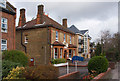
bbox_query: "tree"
[95,42,102,56]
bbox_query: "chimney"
[37,5,44,24]
[18,8,26,27]
[62,18,67,28]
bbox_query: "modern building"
[0,0,16,51]
[16,5,77,65]
[68,25,91,58]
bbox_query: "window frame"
[1,39,7,51]
[56,31,58,41]
[1,17,8,33]
[54,48,58,59]
[64,34,66,42]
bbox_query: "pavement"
[59,58,89,76]
[102,62,120,81]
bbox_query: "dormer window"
[1,18,7,33]
[25,35,28,44]
[56,31,58,41]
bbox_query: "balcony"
[78,48,84,53]
[78,39,84,44]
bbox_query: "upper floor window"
[70,36,71,44]
[1,18,7,33]
[25,35,28,44]
[1,39,7,51]
[64,34,66,42]
[79,36,81,39]
[0,0,6,8]
[56,31,58,41]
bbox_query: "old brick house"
[0,1,16,51]
[16,5,77,65]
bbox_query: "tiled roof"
[52,41,65,46]
[68,25,88,34]
[16,15,75,34]
[68,44,77,48]
[68,25,80,33]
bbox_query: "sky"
[7,0,118,42]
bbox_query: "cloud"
[8,1,118,42]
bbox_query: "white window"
[1,18,7,33]
[64,34,66,42]
[56,31,58,41]
[24,35,28,44]
[70,36,72,44]
[60,48,63,58]
[0,0,6,8]
[79,36,81,39]
[54,48,58,59]
[1,39,7,51]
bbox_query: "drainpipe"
[21,30,27,53]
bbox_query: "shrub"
[2,50,29,66]
[2,60,22,78]
[88,56,109,74]
[51,58,66,64]
[22,65,59,80]
[3,66,25,79]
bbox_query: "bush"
[2,60,22,78]
[3,66,25,79]
[22,65,59,80]
[51,58,66,64]
[2,50,29,66]
[88,56,109,74]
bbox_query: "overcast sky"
[7,0,118,42]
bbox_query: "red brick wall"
[0,11,16,50]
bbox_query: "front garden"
[2,50,59,80]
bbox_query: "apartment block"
[68,25,91,58]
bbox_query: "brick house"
[68,25,91,58]
[16,5,77,65]
[0,1,16,51]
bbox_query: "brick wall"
[51,27,75,45]
[0,11,16,50]
[16,27,51,65]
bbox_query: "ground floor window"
[1,39,7,51]
[60,48,63,58]
[54,48,58,59]
[69,49,72,58]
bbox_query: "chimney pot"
[62,18,67,28]
[18,8,26,27]
[37,5,44,24]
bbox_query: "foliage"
[51,58,66,64]
[22,65,59,80]
[3,67,25,79]
[95,42,102,56]
[100,52,106,57]
[2,60,22,78]
[106,48,120,62]
[2,50,29,66]
[88,56,109,74]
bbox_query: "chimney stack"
[37,5,44,24]
[18,8,26,27]
[62,19,67,28]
